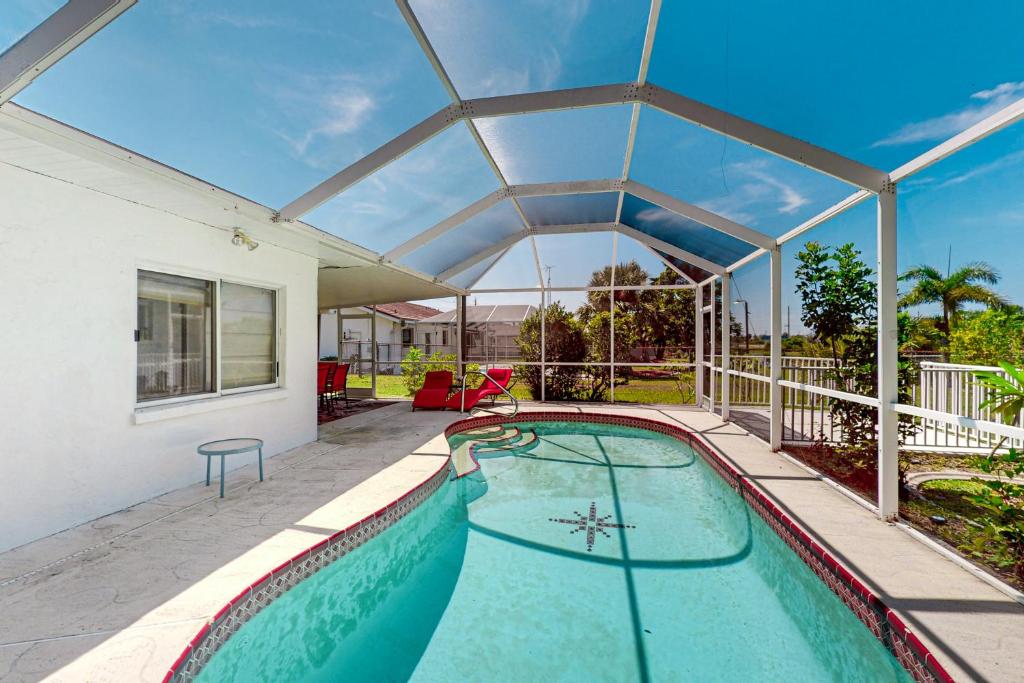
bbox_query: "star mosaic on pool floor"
[548,501,635,552]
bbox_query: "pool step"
[452,426,525,477]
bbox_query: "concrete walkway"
[0,402,1021,682]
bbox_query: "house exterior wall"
[318,310,405,363]
[0,163,319,552]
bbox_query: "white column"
[721,274,731,420]
[877,185,899,520]
[770,248,783,451]
[456,295,465,378]
[370,306,378,399]
[540,290,546,403]
[610,233,618,403]
[695,284,704,405]
[709,279,716,414]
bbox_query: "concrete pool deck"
[0,402,1020,682]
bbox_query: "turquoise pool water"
[197,421,911,682]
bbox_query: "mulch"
[318,400,398,425]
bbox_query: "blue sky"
[5,1,1024,329]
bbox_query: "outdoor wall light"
[232,228,259,251]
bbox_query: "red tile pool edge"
[444,412,956,683]
[161,456,451,683]
[164,411,955,683]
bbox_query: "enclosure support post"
[610,233,618,403]
[721,274,731,420]
[770,247,783,451]
[540,288,546,403]
[456,295,466,378]
[335,310,342,364]
[877,185,899,521]
[709,279,716,414]
[695,284,704,406]
[370,305,378,399]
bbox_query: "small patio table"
[198,438,264,498]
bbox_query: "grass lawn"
[344,372,695,404]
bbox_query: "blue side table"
[198,438,264,498]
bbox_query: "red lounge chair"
[447,368,513,412]
[412,370,453,411]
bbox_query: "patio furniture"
[447,368,514,412]
[198,438,264,498]
[331,362,350,406]
[317,362,337,411]
[412,370,453,411]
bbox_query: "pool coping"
[164,411,954,683]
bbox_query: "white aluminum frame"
[0,0,135,105]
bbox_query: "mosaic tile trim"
[162,459,451,683]
[446,412,956,683]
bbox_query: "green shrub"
[400,347,477,396]
[950,309,1024,366]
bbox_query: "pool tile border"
[165,411,954,683]
[162,458,450,683]
[445,412,955,683]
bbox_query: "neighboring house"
[416,305,537,362]
[319,302,443,370]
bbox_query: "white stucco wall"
[0,163,319,552]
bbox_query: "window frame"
[135,264,283,408]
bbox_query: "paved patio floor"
[0,402,1020,682]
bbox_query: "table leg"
[206,456,211,486]
[220,455,225,498]
[258,448,264,482]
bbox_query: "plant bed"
[785,443,879,502]
[901,479,1024,591]
[786,444,1024,589]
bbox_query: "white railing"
[712,355,1022,451]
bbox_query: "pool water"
[197,421,911,682]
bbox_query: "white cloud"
[873,81,1024,147]
[286,91,377,157]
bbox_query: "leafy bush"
[516,303,586,400]
[950,309,1024,366]
[400,347,476,396]
[970,449,1024,580]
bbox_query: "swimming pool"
[179,415,945,682]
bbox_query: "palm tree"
[899,262,1007,335]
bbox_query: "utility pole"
[786,306,791,338]
[733,299,750,353]
[544,265,553,306]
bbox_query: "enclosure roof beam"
[640,243,697,283]
[624,180,776,249]
[614,223,725,275]
[507,178,621,197]
[0,0,135,106]
[437,231,529,280]
[530,222,618,236]
[890,96,1024,183]
[641,84,888,192]
[279,75,887,221]
[384,189,504,262]
[616,0,662,225]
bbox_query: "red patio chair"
[331,362,350,406]
[317,363,335,411]
[446,368,513,412]
[412,370,453,411]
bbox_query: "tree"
[582,260,650,317]
[643,267,695,360]
[794,241,916,450]
[950,309,1024,366]
[899,261,1007,336]
[515,302,586,400]
[794,241,875,365]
